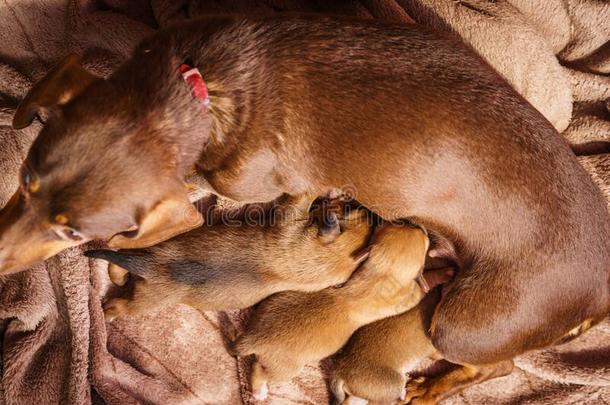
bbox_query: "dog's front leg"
[403,360,514,404]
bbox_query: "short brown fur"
[4,15,610,400]
[87,194,372,319]
[232,225,429,400]
[331,272,446,405]
[330,268,514,405]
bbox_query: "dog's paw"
[252,381,269,401]
[103,297,130,322]
[108,263,129,286]
[343,395,368,405]
[409,397,438,405]
[403,377,437,404]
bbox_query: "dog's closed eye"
[53,226,84,242]
[52,215,84,241]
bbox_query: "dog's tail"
[85,249,153,278]
[570,141,610,156]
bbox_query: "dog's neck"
[165,62,255,176]
[195,78,253,171]
[175,32,272,174]
[108,35,264,179]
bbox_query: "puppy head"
[370,224,429,283]
[0,55,203,274]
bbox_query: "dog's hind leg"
[403,360,514,405]
[103,278,169,321]
[250,359,302,401]
[250,361,270,401]
[344,366,407,405]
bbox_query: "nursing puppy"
[331,269,461,405]
[5,15,610,401]
[87,194,373,320]
[231,224,429,401]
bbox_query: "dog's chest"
[204,148,305,202]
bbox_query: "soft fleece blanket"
[0,1,609,404]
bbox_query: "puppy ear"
[13,54,98,129]
[108,193,203,249]
[318,211,342,245]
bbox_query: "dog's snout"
[0,190,69,274]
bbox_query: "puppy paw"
[252,381,269,401]
[343,395,368,405]
[108,263,129,286]
[103,298,130,322]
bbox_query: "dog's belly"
[323,153,610,362]
[205,143,609,364]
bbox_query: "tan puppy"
[331,269,455,405]
[86,194,372,320]
[232,224,429,401]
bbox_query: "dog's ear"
[107,193,203,249]
[13,54,98,129]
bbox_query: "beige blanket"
[0,0,608,403]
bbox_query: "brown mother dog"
[3,16,609,401]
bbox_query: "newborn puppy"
[86,194,372,320]
[231,224,429,401]
[331,268,455,405]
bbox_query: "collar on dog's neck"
[179,63,210,108]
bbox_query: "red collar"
[179,63,210,107]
